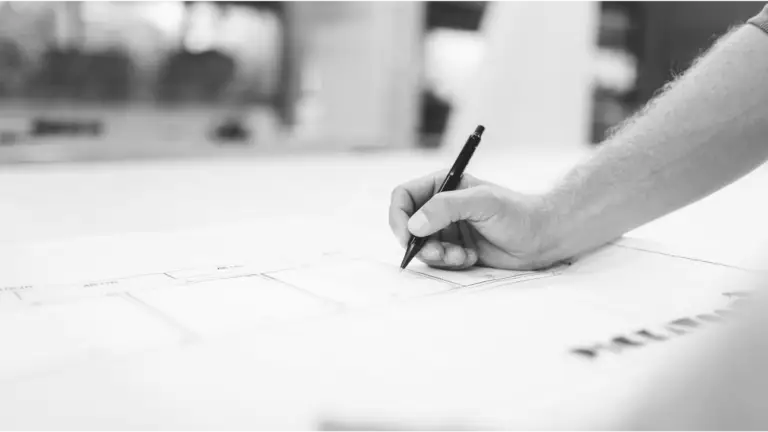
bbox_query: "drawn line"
[461,270,550,288]
[13,291,21,300]
[461,271,556,289]
[405,269,462,287]
[451,273,555,294]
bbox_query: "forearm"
[541,24,768,262]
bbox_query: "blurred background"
[0,1,763,164]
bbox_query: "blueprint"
[0,225,559,384]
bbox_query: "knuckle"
[430,170,450,189]
[429,193,451,214]
[431,169,449,178]
[473,184,495,197]
[473,185,503,216]
[471,185,498,204]
[461,172,479,186]
[432,193,463,224]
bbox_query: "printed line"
[258,274,346,310]
[186,273,263,284]
[612,242,753,271]
[120,292,202,344]
[361,256,462,288]
[261,261,318,277]
[89,271,173,283]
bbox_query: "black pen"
[400,125,485,270]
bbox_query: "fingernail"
[467,249,478,264]
[408,211,429,235]
[445,248,462,266]
[421,245,439,260]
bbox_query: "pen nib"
[399,254,409,270]
[400,249,416,271]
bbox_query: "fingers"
[389,187,415,247]
[407,186,499,238]
[416,240,479,270]
[418,239,444,261]
[388,171,481,248]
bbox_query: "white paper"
[0,295,183,383]
[0,220,562,390]
[129,276,335,338]
[0,220,761,429]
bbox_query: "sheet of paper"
[129,276,336,338]
[0,218,562,389]
[0,217,761,429]
[0,295,183,383]
[0,239,755,430]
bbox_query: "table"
[1,148,767,429]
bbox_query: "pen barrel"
[439,134,480,191]
[402,127,482,270]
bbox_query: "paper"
[0,222,559,384]
[0,220,761,429]
[0,296,183,383]
[129,276,335,338]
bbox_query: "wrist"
[532,189,581,267]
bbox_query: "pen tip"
[474,125,485,137]
[400,254,412,270]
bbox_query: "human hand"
[388,170,564,271]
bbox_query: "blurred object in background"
[636,2,760,103]
[442,1,599,159]
[591,1,641,144]
[1,1,763,163]
[0,37,25,99]
[423,0,768,149]
[288,2,422,151]
[421,0,600,147]
[420,1,486,148]
[0,1,423,163]
[592,1,761,144]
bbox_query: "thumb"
[407,186,498,237]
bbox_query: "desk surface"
[1,149,767,429]
[2,146,767,258]
[0,148,590,243]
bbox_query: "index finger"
[388,170,480,247]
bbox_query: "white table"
[1,148,767,429]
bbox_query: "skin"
[389,24,768,272]
[389,172,552,270]
[388,22,768,429]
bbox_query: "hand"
[388,170,562,271]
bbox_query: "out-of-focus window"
[0,1,283,105]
